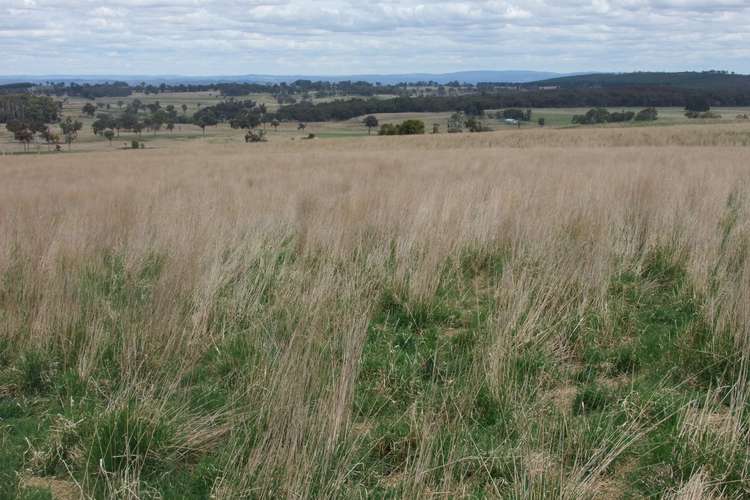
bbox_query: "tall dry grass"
[2,126,750,498]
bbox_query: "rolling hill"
[530,71,750,90]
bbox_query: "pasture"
[2,124,750,498]
[2,91,750,154]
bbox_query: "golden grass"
[2,124,750,498]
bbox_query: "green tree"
[572,108,611,125]
[195,111,218,136]
[258,103,268,129]
[685,96,710,113]
[6,121,34,151]
[103,129,115,145]
[230,110,261,131]
[92,114,114,135]
[41,128,59,150]
[15,127,34,151]
[129,99,143,113]
[81,102,97,117]
[117,112,138,134]
[363,115,379,135]
[132,121,143,137]
[447,112,465,133]
[60,117,82,150]
[149,110,168,135]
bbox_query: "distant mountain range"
[0,71,574,86]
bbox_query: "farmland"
[2,123,750,498]
[2,90,750,154]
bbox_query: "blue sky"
[2,0,749,76]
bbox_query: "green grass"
[2,231,750,497]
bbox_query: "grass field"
[2,124,750,498]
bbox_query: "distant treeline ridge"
[274,87,750,122]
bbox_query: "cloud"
[1,0,748,75]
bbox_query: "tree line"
[0,83,35,95]
[88,99,184,139]
[28,80,429,100]
[273,87,750,122]
[0,95,59,124]
[572,107,658,125]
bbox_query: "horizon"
[2,69,748,86]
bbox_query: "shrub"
[378,123,399,136]
[397,119,425,135]
[464,118,492,132]
[572,108,611,125]
[244,129,267,142]
[635,107,659,121]
[501,109,529,121]
[685,111,722,119]
[378,120,425,136]
[610,111,635,122]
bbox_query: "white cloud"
[0,0,748,75]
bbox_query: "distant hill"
[529,71,750,90]
[0,71,571,86]
[306,71,569,85]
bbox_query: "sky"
[1,0,750,76]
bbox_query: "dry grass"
[1,124,750,498]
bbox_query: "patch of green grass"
[351,248,552,494]
[572,384,610,416]
[567,243,750,496]
[18,488,53,500]
[0,401,52,499]
[85,401,174,476]
[17,351,56,394]
[4,235,750,496]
